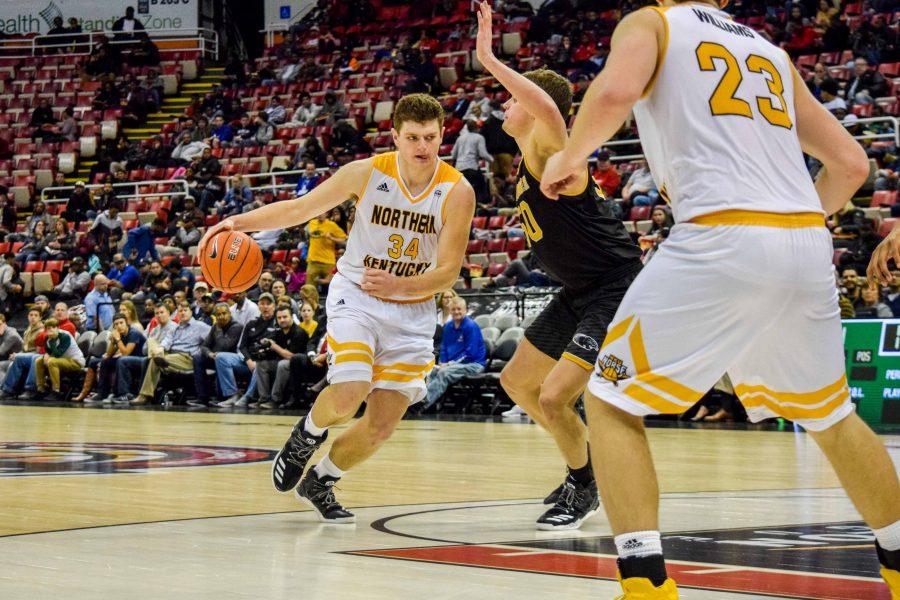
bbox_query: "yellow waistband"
[688,210,825,228]
[372,294,435,305]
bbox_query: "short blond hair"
[523,69,573,118]
[393,93,445,131]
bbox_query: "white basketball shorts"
[587,210,854,432]
[324,272,436,404]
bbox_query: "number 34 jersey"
[634,4,822,223]
[337,151,462,302]
[514,159,642,294]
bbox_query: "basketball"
[199,230,264,294]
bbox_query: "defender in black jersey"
[476,3,642,532]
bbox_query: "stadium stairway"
[123,65,226,143]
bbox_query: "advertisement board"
[0,0,197,35]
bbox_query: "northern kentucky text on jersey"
[692,8,755,38]
[370,204,437,235]
[362,255,431,276]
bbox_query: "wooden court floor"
[1,403,898,599]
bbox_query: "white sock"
[302,413,327,437]
[874,520,900,552]
[615,531,663,559]
[313,454,345,479]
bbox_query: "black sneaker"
[271,421,327,493]
[544,481,564,505]
[295,469,355,523]
[536,475,600,531]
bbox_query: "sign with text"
[0,0,197,35]
[843,319,900,426]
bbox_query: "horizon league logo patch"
[0,442,276,477]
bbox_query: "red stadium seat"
[505,236,526,257]
[486,238,506,253]
[878,218,898,239]
[471,216,487,229]
[871,190,898,207]
[486,262,506,277]
[466,239,485,254]
[487,216,506,229]
[630,206,651,221]
[24,261,44,273]
[269,249,287,264]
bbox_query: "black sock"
[877,541,900,571]
[617,555,668,587]
[568,457,593,486]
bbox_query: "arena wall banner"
[0,0,198,35]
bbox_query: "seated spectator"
[49,257,90,302]
[487,253,552,288]
[17,220,50,264]
[95,181,121,213]
[592,151,621,199]
[885,272,900,316]
[106,254,141,298]
[63,182,96,224]
[208,115,234,146]
[285,333,328,408]
[142,70,164,109]
[229,291,260,327]
[247,112,274,146]
[215,294,276,407]
[129,36,160,67]
[846,56,888,104]
[295,162,321,197]
[248,271,275,302]
[170,218,202,252]
[43,218,76,261]
[0,307,42,385]
[819,79,846,114]
[231,115,257,146]
[165,257,195,294]
[138,260,173,301]
[190,302,243,407]
[286,256,306,293]
[841,268,863,305]
[855,283,892,318]
[314,91,348,125]
[172,132,209,165]
[9,201,52,243]
[806,62,835,100]
[437,289,459,325]
[264,96,286,125]
[131,301,210,405]
[84,274,115,331]
[119,300,144,333]
[0,314,23,378]
[286,94,321,127]
[122,218,166,265]
[463,86,491,121]
[330,120,372,158]
[0,254,24,314]
[622,160,658,207]
[29,99,55,130]
[114,303,176,402]
[254,305,307,409]
[638,206,674,258]
[93,80,122,109]
[194,293,215,325]
[83,312,146,403]
[33,318,85,401]
[214,175,254,216]
[420,298,487,411]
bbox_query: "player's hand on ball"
[361,268,400,297]
[540,151,581,200]
[199,218,234,258]
[867,226,900,285]
[475,2,496,66]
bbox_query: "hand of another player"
[540,151,581,200]
[360,268,402,298]
[867,226,900,285]
[475,2,497,68]
[198,218,234,259]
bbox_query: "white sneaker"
[103,394,115,404]
[216,394,241,407]
[234,396,250,407]
[501,405,527,418]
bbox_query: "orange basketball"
[199,230,264,294]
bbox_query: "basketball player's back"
[635,3,819,223]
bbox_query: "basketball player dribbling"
[475,3,643,531]
[540,1,900,598]
[200,94,475,522]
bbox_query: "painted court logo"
[0,442,276,477]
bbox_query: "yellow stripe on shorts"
[689,210,825,228]
[373,371,428,383]
[373,360,435,374]
[334,352,374,365]
[327,335,373,355]
[735,375,850,421]
[623,382,693,414]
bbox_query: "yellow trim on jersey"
[640,6,670,99]
[372,151,462,205]
[689,210,825,228]
[561,352,594,372]
[371,294,435,304]
[334,352,375,365]
[326,335,373,355]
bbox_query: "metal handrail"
[0,28,218,61]
[40,179,190,203]
[224,168,327,193]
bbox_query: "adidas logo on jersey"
[376,182,390,193]
[336,299,345,306]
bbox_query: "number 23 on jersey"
[696,41,793,129]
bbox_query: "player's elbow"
[844,145,871,189]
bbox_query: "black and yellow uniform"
[515,159,642,371]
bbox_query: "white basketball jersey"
[633,3,823,223]
[337,151,462,302]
